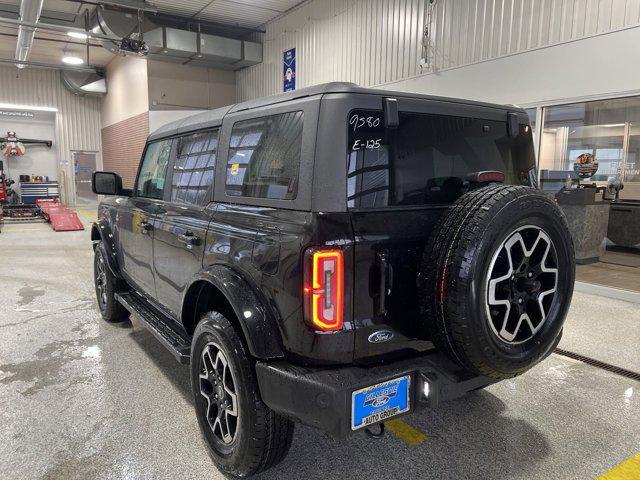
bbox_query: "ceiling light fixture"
[62,56,84,65]
[67,31,89,40]
[0,103,57,112]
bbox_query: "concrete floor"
[0,217,639,480]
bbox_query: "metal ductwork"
[61,69,107,96]
[90,7,140,54]
[89,7,262,69]
[14,0,44,68]
[145,26,262,70]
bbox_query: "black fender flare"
[186,265,284,360]
[90,220,122,278]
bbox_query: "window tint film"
[346,110,536,208]
[171,130,218,205]
[226,111,303,200]
[136,139,172,199]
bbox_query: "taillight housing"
[303,248,344,332]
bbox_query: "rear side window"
[346,110,536,208]
[136,139,172,199]
[225,111,303,200]
[170,129,218,205]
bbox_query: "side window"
[225,111,303,200]
[171,129,218,205]
[136,139,172,199]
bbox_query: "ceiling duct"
[90,6,140,54]
[190,32,243,67]
[145,26,262,70]
[89,7,262,69]
[61,69,107,96]
[14,0,44,68]
[145,27,197,61]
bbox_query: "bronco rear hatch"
[345,104,536,362]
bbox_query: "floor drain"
[555,348,640,381]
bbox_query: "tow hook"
[364,422,385,438]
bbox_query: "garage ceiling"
[0,0,305,68]
[151,0,305,29]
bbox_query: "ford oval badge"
[368,330,394,344]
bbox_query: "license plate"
[351,375,411,430]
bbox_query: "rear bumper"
[255,352,495,438]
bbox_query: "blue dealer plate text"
[351,375,411,430]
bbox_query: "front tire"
[191,312,294,477]
[94,243,128,322]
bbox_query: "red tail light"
[303,248,344,332]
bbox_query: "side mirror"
[92,171,124,196]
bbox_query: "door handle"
[137,221,152,234]
[377,252,393,314]
[177,232,201,247]
[256,221,279,231]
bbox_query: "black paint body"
[92,82,534,367]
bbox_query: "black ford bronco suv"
[91,82,574,477]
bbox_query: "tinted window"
[136,139,172,199]
[226,111,303,200]
[171,130,218,205]
[347,110,536,208]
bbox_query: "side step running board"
[115,292,191,365]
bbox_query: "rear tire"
[418,185,575,379]
[191,312,294,478]
[94,243,128,322]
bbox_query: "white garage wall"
[382,26,640,107]
[237,0,427,100]
[236,0,640,101]
[427,0,640,71]
[0,112,57,185]
[0,65,103,205]
[148,60,236,111]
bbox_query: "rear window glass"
[170,129,218,206]
[346,110,536,208]
[225,111,303,200]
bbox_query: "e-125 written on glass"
[348,111,385,152]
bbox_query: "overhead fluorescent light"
[62,56,84,65]
[67,31,89,40]
[0,103,57,112]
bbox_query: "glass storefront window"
[524,108,537,133]
[538,96,640,198]
[626,123,640,198]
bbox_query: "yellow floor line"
[385,419,429,446]
[76,208,97,221]
[597,453,640,480]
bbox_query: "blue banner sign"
[283,48,296,92]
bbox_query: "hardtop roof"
[148,82,521,141]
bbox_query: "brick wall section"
[101,111,149,188]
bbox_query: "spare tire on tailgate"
[418,184,575,379]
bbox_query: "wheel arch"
[181,266,284,360]
[91,220,122,278]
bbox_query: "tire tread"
[193,313,294,477]
[418,185,574,379]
